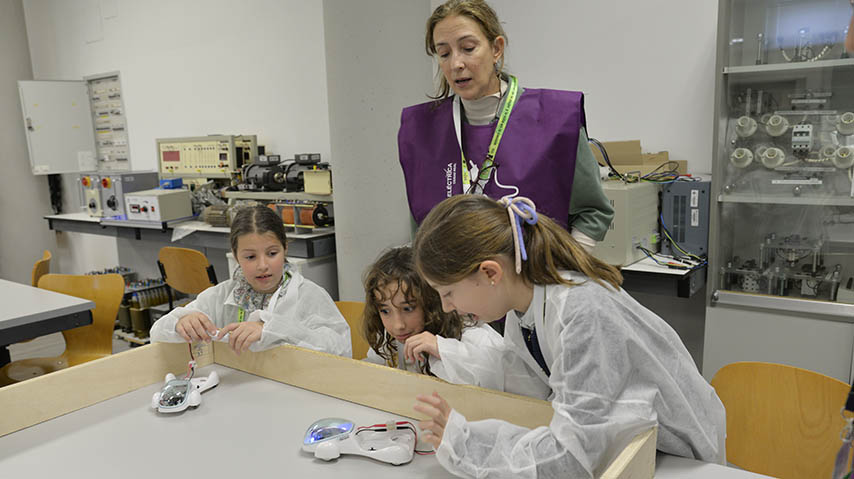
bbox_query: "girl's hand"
[175,312,216,343]
[413,391,451,449]
[217,321,263,355]
[404,331,439,364]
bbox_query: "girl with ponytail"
[412,194,725,478]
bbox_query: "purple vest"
[398,88,586,229]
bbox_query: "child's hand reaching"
[413,391,451,449]
[404,331,439,364]
[216,320,263,355]
[176,312,217,343]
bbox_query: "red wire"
[354,420,437,455]
[184,343,195,379]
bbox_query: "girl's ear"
[479,260,503,286]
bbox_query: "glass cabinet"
[704,0,854,382]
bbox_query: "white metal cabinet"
[18,80,96,175]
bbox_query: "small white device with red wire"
[302,418,432,465]
[151,344,219,413]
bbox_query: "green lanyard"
[237,271,290,323]
[455,75,520,193]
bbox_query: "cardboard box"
[591,140,643,166]
[590,140,687,177]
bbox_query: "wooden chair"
[711,361,850,479]
[157,247,217,308]
[31,250,51,287]
[334,301,369,360]
[0,273,124,386]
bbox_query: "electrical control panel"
[660,181,711,258]
[87,72,130,172]
[98,172,159,218]
[157,135,257,179]
[79,174,102,217]
[125,189,193,223]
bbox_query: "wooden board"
[0,342,211,436]
[214,342,554,428]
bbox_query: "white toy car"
[302,417,416,465]
[151,371,219,413]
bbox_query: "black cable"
[588,137,626,181]
[47,174,63,214]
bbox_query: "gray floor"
[8,331,134,362]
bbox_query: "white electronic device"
[98,172,159,217]
[151,371,219,413]
[592,181,660,266]
[302,418,416,466]
[157,135,257,179]
[125,188,193,222]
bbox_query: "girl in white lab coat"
[362,246,548,397]
[150,205,350,357]
[412,194,726,479]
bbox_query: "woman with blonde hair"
[398,0,613,253]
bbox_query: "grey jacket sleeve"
[569,128,614,241]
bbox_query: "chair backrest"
[711,361,850,479]
[37,273,124,363]
[335,301,369,360]
[31,250,51,287]
[157,246,217,295]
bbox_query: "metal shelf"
[712,290,854,321]
[723,58,854,75]
[718,194,854,207]
[45,213,335,258]
[222,190,333,202]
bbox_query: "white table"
[0,279,94,365]
[0,364,451,478]
[656,453,772,478]
[0,360,768,478]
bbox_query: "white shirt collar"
[459,78,508,126]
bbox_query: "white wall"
[24,0,331,167]
[16,0,720,296]
[443,0,720,174]
[22,0,331,274]
[0,0,58,283]
[323,0,433,301]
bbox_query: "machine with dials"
[157,135,258,180]
[78,172,159,218]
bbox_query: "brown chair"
[711,361,850,479]
[157,247,217,308]
[334,301,369,360]
[31,250,51,287]
[0,273,124,386]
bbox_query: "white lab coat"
[150,269,351,357]
[364,323,551,398]
[436,271,726,478]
